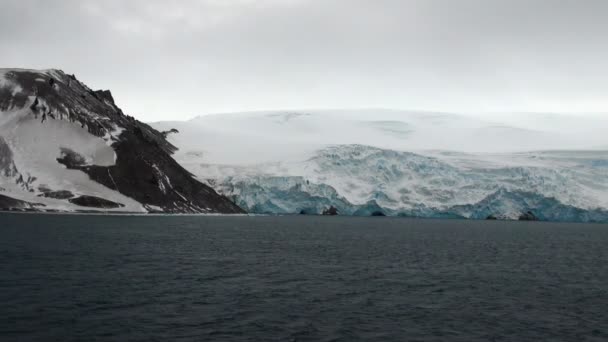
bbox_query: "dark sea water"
[1,214,607,342]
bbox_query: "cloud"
[1,0,608,121]
[79,0,306,38]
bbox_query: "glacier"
[192,145,608,222]
[152,110,608,222]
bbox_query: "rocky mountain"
[0,68,244,214]
[153,112,608,222]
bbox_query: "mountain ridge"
[0,68,244,214]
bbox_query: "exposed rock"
[322,206,339,216]
[15,174,37,192]
[370,211,386,216]
[486,214,498,220]
[76,128,245,213]
[38,190,74,200]
[0,194,44,211]
[161,128,179,138]
[93,89,115,105]
[56,148,87,168]
[0,69,244,213]
[68,195,124,209]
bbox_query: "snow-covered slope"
[0,68,243,213]
[153,109,608,165]
[152,111,608,222]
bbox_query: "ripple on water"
[0,215,607,341]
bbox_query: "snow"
[152,109,608,165]
[101,125,125,164]
[0,68,62,77]
[144,204,163,212]
[151,110,608,221]
[0,106,145,213]
[0,70,23,96]
[193,145,607,211]
[8,108,117,167]
[151,163,173,195]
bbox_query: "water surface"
[1,214,607,341]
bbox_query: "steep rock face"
[0,194,43,211]
[0,68,243,213]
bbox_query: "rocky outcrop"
[68,195,124,209]
[38,190,74,200]
[0,194,44,211]
[92,89,116,105]
[56,148,87,168]
[161,128,179,138]
[322,206,339,215]
[0,68,244,213]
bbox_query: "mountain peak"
[0,68,244,214]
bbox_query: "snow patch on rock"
[0,106,142,212]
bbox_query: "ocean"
[1,214,607,341]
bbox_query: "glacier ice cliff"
[195,145,608,222]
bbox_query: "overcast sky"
[2,0,608,121]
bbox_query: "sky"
[1,0,608,121]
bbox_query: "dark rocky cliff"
[0,69,244,213]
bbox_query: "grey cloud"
[1,0,608,121]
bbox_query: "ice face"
[150,110,608,221]
[160,139,608,221]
